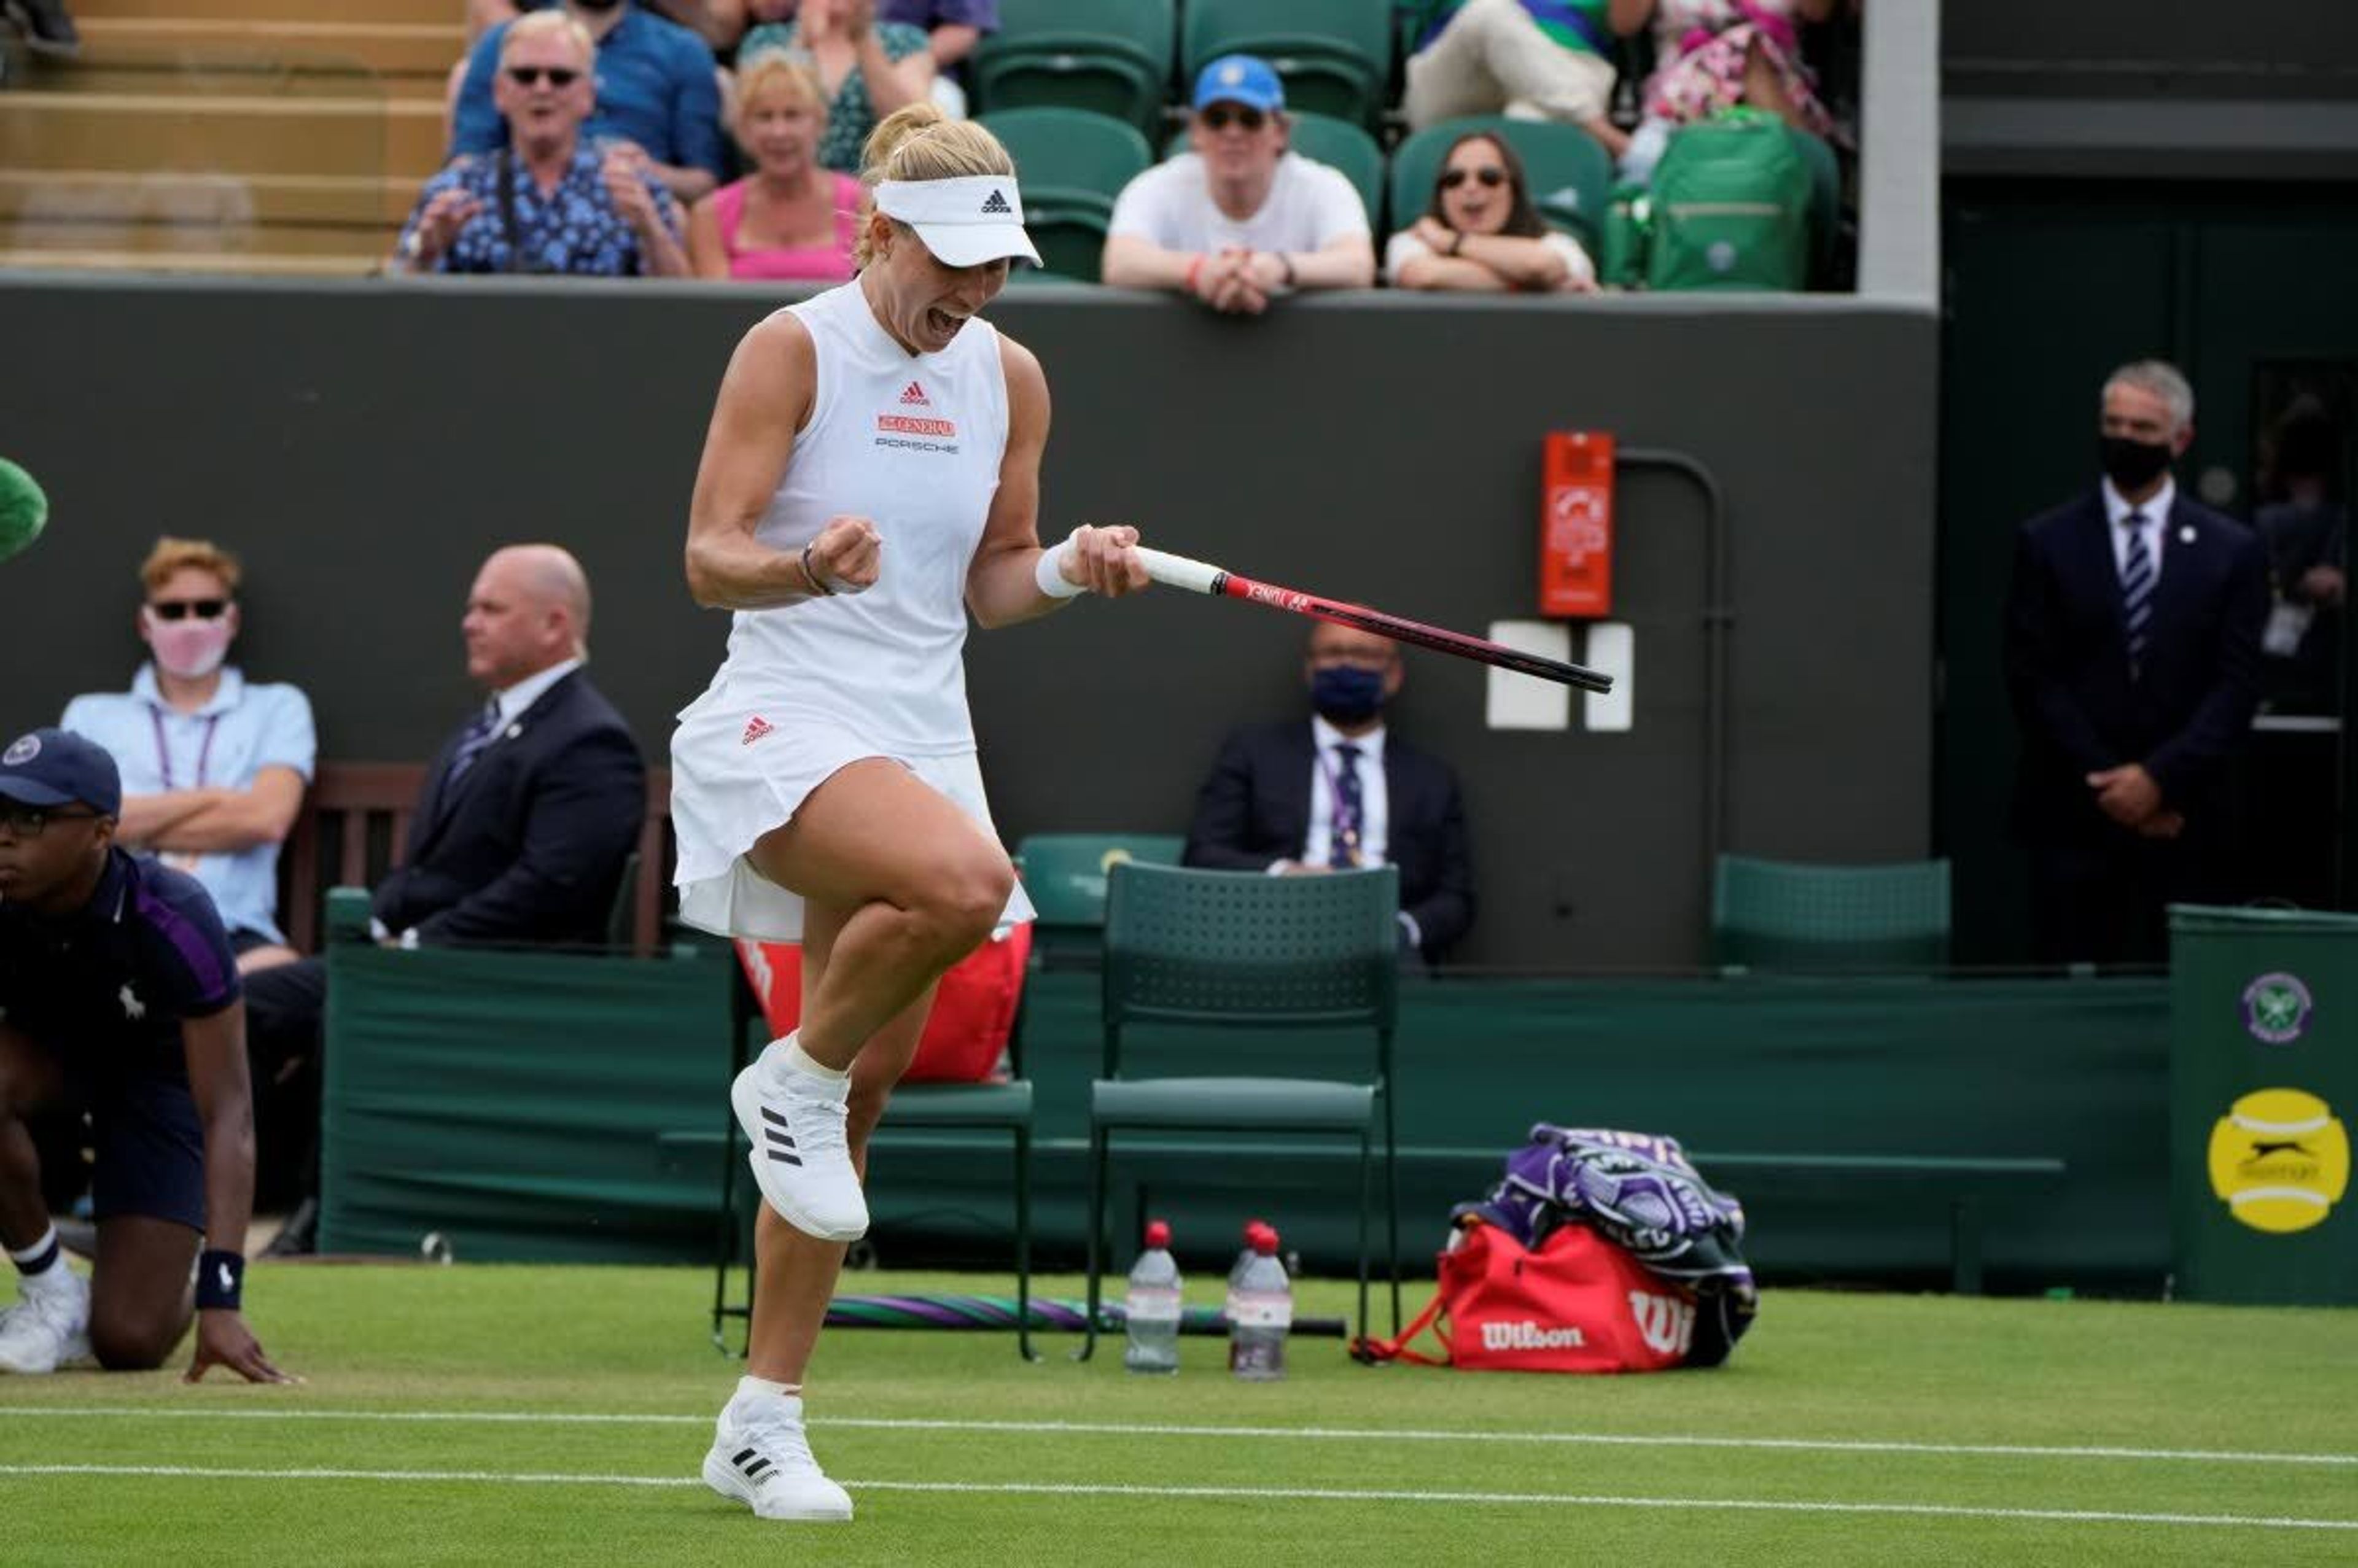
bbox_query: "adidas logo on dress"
[741,715,774,745]
[900,381,929,405]
[979,188,1011,215]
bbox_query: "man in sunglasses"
[397,10,690,276]
[1102,55,1374,314]
[0,729,290,1383]
[449,0,723,205]
[61,538,315,978]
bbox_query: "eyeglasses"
[1199,104,1267,133]
[505,66,582,88]
[149,599,228,621]
[0,805,101,838]
[1439,166,1509,191]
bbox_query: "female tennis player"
[672,102,1149,1523]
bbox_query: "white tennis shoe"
[731,1041,868,1242]
[0,1268,91,1374]
[703,1392,854,1523]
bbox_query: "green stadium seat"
[1711,854,1953,972]
[1181,0,1393,128]
[970,0,1177,138]
[1077,863,1403,1357]
[1389,116,1613,252]
[1163,109,1383,230]
[1014,831,1184,967]
[981,107,1153,281]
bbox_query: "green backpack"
[1644,108,1813,292]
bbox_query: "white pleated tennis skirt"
[668,683,1035,942]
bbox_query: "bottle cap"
[1253,1228,1279,1256]
[1245,1219,1275,1246]
[1145,1220,1172,1248]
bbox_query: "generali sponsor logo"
[1479,1319,1586,1352]
[877,414,956,437]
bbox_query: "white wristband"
[1034,538,1085,599]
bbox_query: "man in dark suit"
[244,544,646,1251]
[2004,360,2268,965]
[1185,622,1474,962]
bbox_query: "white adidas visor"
[874,176,1041,268]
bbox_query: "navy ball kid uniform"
[0,848,241,1230]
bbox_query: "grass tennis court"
[1,1265,2351,1566]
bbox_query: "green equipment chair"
[1181,0,1394,128]
[1014,832,1185,968]
[1389,115,1613,252]
[979,107,1153,281]
[1169,110,1383,229]
[1710,854,1953,972]
[1077,863,1402,1359]
[971,0,1177,138]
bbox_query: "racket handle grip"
[1135,547,1225,596]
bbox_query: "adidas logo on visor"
[979,188,1011,215]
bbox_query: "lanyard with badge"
[150,708,222,872]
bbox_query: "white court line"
[2,1405,2351,1469]
[1,1463,2352,1532]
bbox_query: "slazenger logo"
[878,415,956,437]
[1244,583,1312,613]
[1479,1320,1584,1351]
[1627,1291,1695,1356]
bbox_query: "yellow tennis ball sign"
[2207,1089,2349,1234]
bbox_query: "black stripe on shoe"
[761,1107,789,1128]
[732,1446,757,1465]
[768,1150,804,1165]
[764,1128,796,1147]
[742,1457,772,1478]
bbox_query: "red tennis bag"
[733,924,1032,1085]
[1353,1219,1700,1372]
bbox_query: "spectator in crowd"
[399,12,690,278]
[737,0,934,174]
[4,0,76,58]
[474,0,744,52]
[1387,130,1597,293]
[688,52,863,281]
[1183,624,1474,964]
[2254,397,2347,713]
[451,0,724,204]
[1101,56,1376,314]
[2003,360,2268,966]
[1399,0,1635,159]
[0,729,289,1382]
[59,538,315,977]
[1622,0,1840,183]
[878,0,997,118]
[241,545,647,1255]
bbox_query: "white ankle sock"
[8,1225,62,1281]
[736,1375,801,1404]
[779,1034,849,1085]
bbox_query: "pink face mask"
[142,610,235,680]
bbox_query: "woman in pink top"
[689,52,864,282]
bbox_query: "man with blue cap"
[0,728,289,1382]
[1102,53,1375,313]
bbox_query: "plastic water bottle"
[1123,1220,1182,1375]
[1227,1219,1275,1296]
[1226,1228,1292,1381]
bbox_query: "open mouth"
[926,307,965,338]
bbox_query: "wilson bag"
[734,923,1031,1084]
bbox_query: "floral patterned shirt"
[737,22,931,174]
[397,144,683,276]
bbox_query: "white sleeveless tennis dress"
[670,280,1038,939]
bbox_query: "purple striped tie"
[2121,512,2154,675]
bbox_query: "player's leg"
[87,1217,198,1370]
[709,895,936,1523]
[0,1024,88,1373]
[728,760,1011,1240]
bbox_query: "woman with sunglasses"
[394,10,689,276]
[1387,131,1597,293]
[673,102,1150,1523]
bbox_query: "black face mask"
[2099,434,2174,491]
[572,0,623,10]
[1311,666,1386,725]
